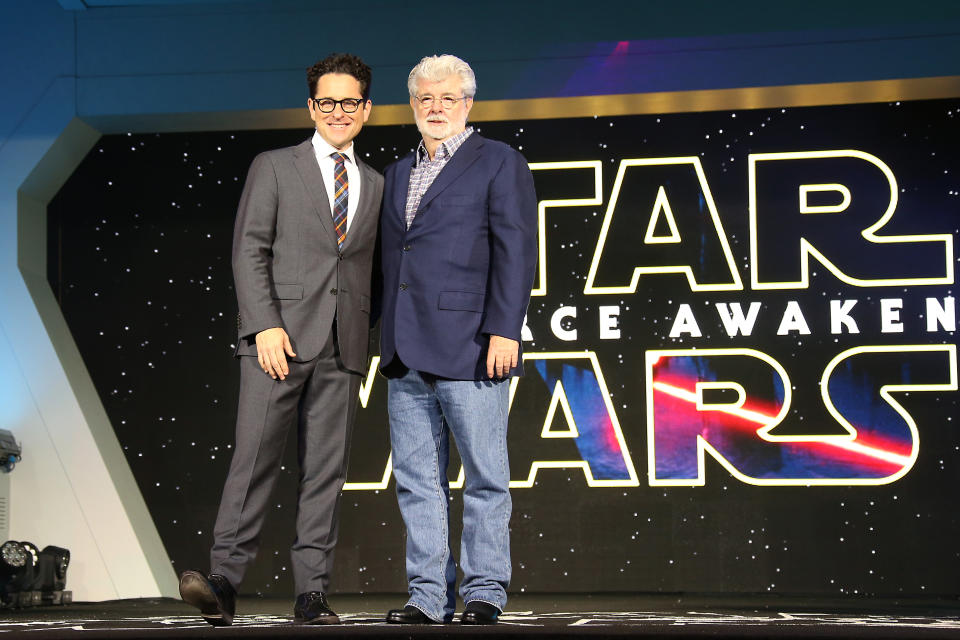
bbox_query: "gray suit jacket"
[232,137,384,374]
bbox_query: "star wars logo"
[346,150,957,489]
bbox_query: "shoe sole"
[179,571,232,626]
[295,614,341,625]
[386,612,437,624]
[386,619,434,624]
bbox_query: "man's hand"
[486,335,519,379]
[255,327,296,380]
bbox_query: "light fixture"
[0,431,21,473]
[0,541,71,607]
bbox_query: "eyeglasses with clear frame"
[311,97,365,113]
[415,95,469,110]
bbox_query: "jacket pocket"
[438,290,485,312]
[270,283,303,300]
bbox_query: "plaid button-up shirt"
[404,127,474,229]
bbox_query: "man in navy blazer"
[378,55,537,625]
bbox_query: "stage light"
[0,430,72,609]
[0,540,35,607]
[41,546,70,595]
[0,542,71,608]
[0,541,26,575]
[0,431,21,473]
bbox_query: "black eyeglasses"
[415,95,469,110]
[312,97,365,113]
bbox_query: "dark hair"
[307,53,372,99]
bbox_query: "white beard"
[416,114,458,141]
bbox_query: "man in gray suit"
[179,53,383,626]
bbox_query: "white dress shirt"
[311,130,362,233]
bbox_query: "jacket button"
[330,288,338,295]
[403,244,411,251]
[399,282,408,290]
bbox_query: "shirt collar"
[415,126,474,167]
[312,130,356,163]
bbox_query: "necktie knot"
[332,151,347,165]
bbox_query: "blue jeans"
[388,369,511,622]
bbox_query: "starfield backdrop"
[48,96,959,598]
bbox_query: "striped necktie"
[331,152,348,249]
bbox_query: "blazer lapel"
[392,154,414,225]
[292,138,340,250]
[415,133,484,214]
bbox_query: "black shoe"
[293,591,340,624]
[461,600,499,625]
[386,605,435,624]
[179,571,236,626]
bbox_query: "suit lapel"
[292,138,340,250]
[392,154,414,225]
[415,133,483,214]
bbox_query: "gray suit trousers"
[210,325,361,594]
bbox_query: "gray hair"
[407,54,477,98]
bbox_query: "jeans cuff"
[463,595,504,613]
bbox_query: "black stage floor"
[3,593,960,639]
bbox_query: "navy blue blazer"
[377,133,538,380]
